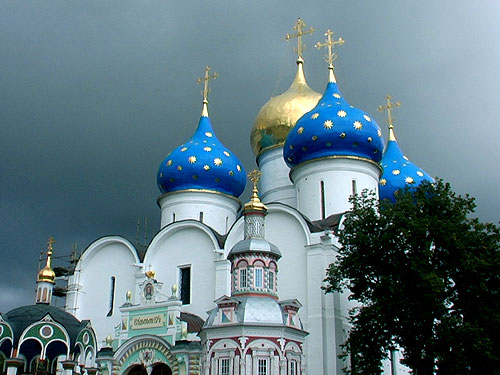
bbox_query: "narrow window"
[219,358,230,375]
[240,268,247,288]
[320,181,326,219]
[255,268,263,288]
[179,267,191,305]
[107,276,115,316]
[258,359,268,375]
[225,216,229,232]
[352,179,357,196]
[268,270,274,291]
[172,213,176,222]
[290,360,297,375]
[199,212,204,222]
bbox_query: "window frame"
[178,265,191,305]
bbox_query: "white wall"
[292,158,381,221]
[144,221,220,320]
[67,237,140,347]
[158,191,240,234]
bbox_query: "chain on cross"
[285,18,315,60]
[197,66,218,102]
[378,95,401,128]
[314,29,344,67]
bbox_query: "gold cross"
[47,237,55,253]
[314,29,344,67]
[248,169,262,190]
[378,95,401,129]
[197,66,218,102]
[285,18,315,59]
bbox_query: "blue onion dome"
[284,67,384,167]
[157,99,246,197]
[379,124,433,201]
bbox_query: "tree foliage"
[325,180,500,375]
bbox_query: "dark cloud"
[1,0,499,312]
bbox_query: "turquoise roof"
[379,128,433,201]
[157,113,246,197]
[284,78,384,167]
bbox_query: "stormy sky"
[1,1,499,313]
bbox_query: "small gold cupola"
[37,237,56,284]
[243,169,267,213]
[36,237,56,304]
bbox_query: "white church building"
[61,20,432,375]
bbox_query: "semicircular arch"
[114,335,179,375]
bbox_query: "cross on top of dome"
[285,18,315,62]
[197,66,218,117]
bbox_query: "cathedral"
[1,19,433,375]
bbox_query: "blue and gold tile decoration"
[379,128,433,202]
[283,80,384,168]
[157,114,246,197]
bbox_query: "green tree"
[325,180,500,375]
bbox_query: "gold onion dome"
[250,60,321,157]
[37,238,56,284]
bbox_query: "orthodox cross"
[248,169,262,191]
[197,66,218,102]
[314,29,344,67]
[285,18,315,59]
[378,95,401,129]
[47,237,55,254]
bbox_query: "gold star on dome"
[403,155,409,160]
[229,171,234,176]
[417,171,424,177]
[312,135,318,141]
[223,151,230,157]
[377,129,382,137]
[392,169,400,175]
[181,147,188,152]
[236,165,241,172]
[177,166,183,171]
[205,132,213,137]
[188,156,197,164]
[297,126,304,134]
[380,179,387,186]
[333,93,341,99]
[203,146,212,152]
[405,177,414,184]
[203,165,210,171]
[367,137,373,142]
[353,121,363,130]
[363,115,371,122]
[214,158,222,166]
[323,120,333,129]
[311,113,319,119]
[340,132,346,138]
[167,160,173,166]
[337,110,347,118]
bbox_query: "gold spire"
[285,18,315,63]
[378,95,401,141]
[37,237,56,284]
[244,170,267,212]
[197,66,218,117]
[314,29,344,83]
